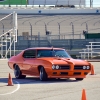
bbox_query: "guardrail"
[79,42,100,59]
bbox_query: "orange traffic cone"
[81,89,87,100]
[7,73,13,86]
[90,65,95,75]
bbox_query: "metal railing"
[79,42,100,59]
[0,12,17,59]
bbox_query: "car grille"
[59,65,70,70]
[74,65,84,70]
[60,72,68,75]
[74,72,81,75]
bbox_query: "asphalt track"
[0,59,100,100]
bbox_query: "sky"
[86,0,100,7]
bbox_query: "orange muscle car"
[8,47,92,81]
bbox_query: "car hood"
[38,57,89,65]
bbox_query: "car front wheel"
[40,67,47,81]
[14,65,26,79]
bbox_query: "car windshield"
[37,49,71,58]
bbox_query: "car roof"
[24,47,65,51]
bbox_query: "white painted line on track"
[0,80,20,95]
[0,59,8,60]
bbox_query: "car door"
[22,49,37,75]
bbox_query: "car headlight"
[52,65,60,69]
[87,66,90,69]
[83,66,90,69]
[83,66,86,69]
[56,65,59,69]
[52,65,56,69]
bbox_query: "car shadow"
[0,77,81,85]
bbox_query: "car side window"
[23,50,36,58]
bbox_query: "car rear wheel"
[40,67,47,81]
[75,78,84,81]
[14,65,26,79]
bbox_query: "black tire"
[14,65,26,79]
[39,67,47,81]
[75,78,84,81]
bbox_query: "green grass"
[0,0,27,5]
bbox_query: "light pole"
[44,22,47,35]
[70,22,74,39]
[57,22,60,40]
[22,20,31,40]
[86,23,88,32]
[81,22,88,33]
[29,22,32,40]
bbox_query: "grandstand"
[0,0,100,59]
[0,14,100,39]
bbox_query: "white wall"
[0,8,100,14]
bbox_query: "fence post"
[90,42,92,59]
